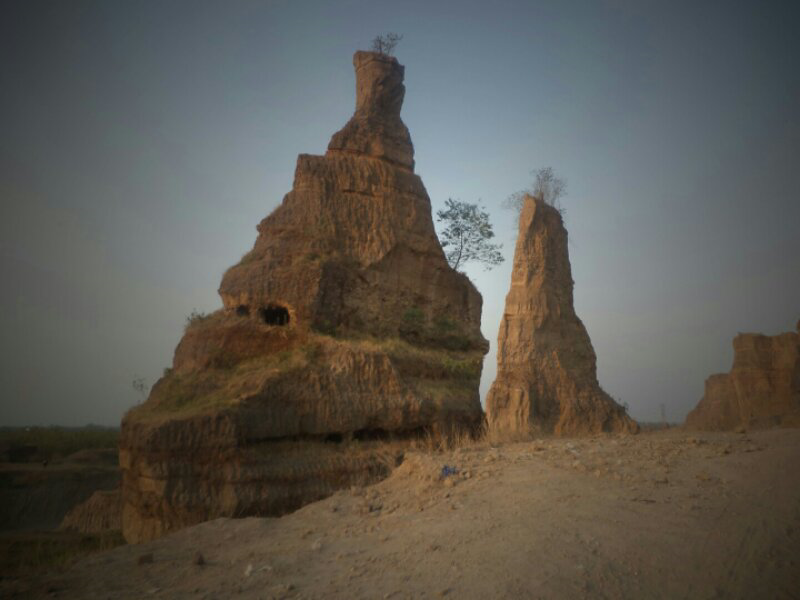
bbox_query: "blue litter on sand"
[440,465,459,478]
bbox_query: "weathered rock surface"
[685,324,800,430]
[326,51,414,169]
[120,51,488,543]
[485,195,638,436]
[59,490,122,534]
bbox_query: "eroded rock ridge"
[685,323,800,430]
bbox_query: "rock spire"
[120,51,488,542]
[485,195,638,436]
[327,51,414,169]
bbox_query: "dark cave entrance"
[259,304,290,326]
[235,305,250,317]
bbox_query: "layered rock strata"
[486,195,638,436]
[685,323,800,430]
[120,51,488,542]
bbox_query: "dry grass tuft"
[407,422,540,454]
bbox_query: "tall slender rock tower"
[120,51,489,543]
[486,195,638,435]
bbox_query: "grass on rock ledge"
[126,334,483,423]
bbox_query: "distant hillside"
[0,426,119,463]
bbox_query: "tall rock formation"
[120,51,488,543]
[486,195,638,436]
[685,323,800,430]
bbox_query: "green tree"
[503,166,567,216]
[436,199,504,271]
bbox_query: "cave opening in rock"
[259,304,290,326]
[236,305,250,317]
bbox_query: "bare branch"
[370,32,403,56]
[503,167,567,222]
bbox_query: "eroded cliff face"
[485,195,638,436]
[685,325,800,431]
[217,51,482,344]
[120,51,487,543]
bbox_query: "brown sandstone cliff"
[120,51,488,543]
[485,195,638,436]
[685,323,800,430]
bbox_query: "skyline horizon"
[2,0,798,427]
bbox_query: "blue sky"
[1,0,798,426]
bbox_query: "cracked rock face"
[327,51,414,169]
[686,325,800,430]
[217,51,481,346]
[485,195,639,436]
[120,52,488,543]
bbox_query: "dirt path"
[13,429,800,599]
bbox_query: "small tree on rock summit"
[503,166,567,218]
[371,33,403,56]
[436,199,504,272]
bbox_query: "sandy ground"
[11,428,800,599]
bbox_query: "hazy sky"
[1,0,798,426]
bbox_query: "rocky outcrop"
[485,195,638,436]
[685,324,800,430]
[120,51,488,543]
[326,51,414,169]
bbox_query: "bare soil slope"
[14,428,800,599]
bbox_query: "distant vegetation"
[638,421,678,432]
[0,426,119,463]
